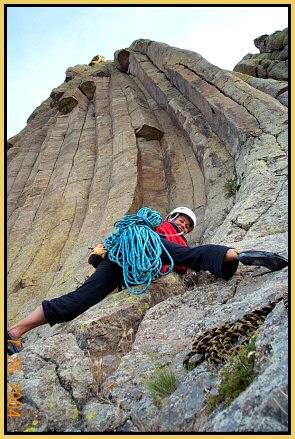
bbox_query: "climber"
[7,206,288,355]
[155,206,196,274]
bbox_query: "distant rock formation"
[233,28,288,106]
[7,34,288,433]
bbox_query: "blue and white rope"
[103,207,174,294]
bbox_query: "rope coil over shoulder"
[103,207,174,294]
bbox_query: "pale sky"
[7,5,289,139]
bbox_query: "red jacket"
[155,221,188,274]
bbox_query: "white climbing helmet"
[166,207,197,232]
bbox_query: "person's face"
[172,214,192,235]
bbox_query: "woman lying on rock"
[7,206,288,354]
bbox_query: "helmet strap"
[168,213,179,222]
[157,230,184,237]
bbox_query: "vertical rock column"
[128,51,235,243]
[132,76,206,244]
[115,49,208,239]
[121,75,168,215]
[55,100,98,266]
[7,101,58,229]
[8,89,96,322]
[7,112,70,282]
[41,76,115,300]
[95,72,139,235]
[74,76,113,244]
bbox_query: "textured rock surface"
[234,28,288,106]
[7,35,288,432]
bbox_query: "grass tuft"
[145,366,178,407]
[224,177,240,198]
[206,336,257,413]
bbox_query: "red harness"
[155,221,189,273]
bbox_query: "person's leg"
[8,305,47,339]
[160,238,238,280]
[160,238,288,279]
[8,258,124,338]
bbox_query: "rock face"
[233,28,288,106]
[7,34,288,433]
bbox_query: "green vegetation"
[224,177,240,198]
[206,337,257,413]
[146,366,179,407]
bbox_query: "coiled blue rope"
[103,207,174,294]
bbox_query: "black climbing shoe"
[7,331,25,355]
[237,250,288,272]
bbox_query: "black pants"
[42,239,238,326]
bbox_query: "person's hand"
[92,243,107,255]
[88,244,108,268]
